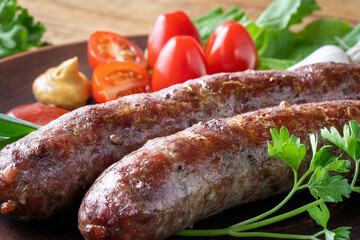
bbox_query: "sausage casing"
[1,62,360,220]
[79,100,360,240]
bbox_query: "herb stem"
[228,230,318,239]
[297,169,313,186]
[176,199,323,237]
[0,113,41,130]
[229,199,323,233]
[312,229,325,238]
[229,168,314,232]
[350,160,359,188]
[228,169,299,231]
[176,229,319,239]
[175,229,229,236]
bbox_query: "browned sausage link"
[1,62,360,221]
[78,100,360,240]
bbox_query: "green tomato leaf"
[307,202,329,229]
[308,167,351,202]
[268,127,306,171]
[255,0,320,31]
[321,120,360,162]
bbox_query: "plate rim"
[0,34,148,65]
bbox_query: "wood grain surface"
[17,0,360,45]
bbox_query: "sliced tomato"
[7,102,70,126]
[92,62,151,103]
[151,36,207,91]
[204,20,258,74]
[147,10,202,69]
[88,31,146,69]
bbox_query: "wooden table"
[17,0,360,45]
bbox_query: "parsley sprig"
[321,121,360,191]
[0,0,49,58]
[176,120,360,239]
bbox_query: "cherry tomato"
[7,102,70,126]
[87,31,146,69]
[204,20,258,74]
[92,62,151,103]
[147,10,202,69]
[151,36,207,91]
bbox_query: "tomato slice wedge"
[7,102,70,126]
[92,62,151,103]
[88,31,146,69]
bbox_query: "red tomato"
[92,62,151,103]
[204,20,258,74]
[147,10,202,69]
[151,36,207,91]
[7,102,70,126]
[87,31,146,69]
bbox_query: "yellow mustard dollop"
[32,57,91,110]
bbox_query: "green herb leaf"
[309,134,350,173]
[0,113,40,135]
[323,160,351,173]
[352,186,360,193]
[307,202,329,228]
[310,133,319,159]
[0,113,40,149]
[193,6,248,45]
[311,146,350,173]
[321,120,360,162]
[308,167,351,202]
[193,0,360,70]
[173,122,355,239]
[257,57,297,70]
[341,22,360,48]
[0,134,28,149]
[329,227,351,240]
[0,0,48,58]
[258,18,353,62]
[268,127,306,171]
[255,0,320,31]
[325,230,336,240]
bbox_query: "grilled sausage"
[78,100,360,240]
[1,62,360,221]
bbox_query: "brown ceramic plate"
[1,36,360,240]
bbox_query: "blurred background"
[17,0,360,45]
